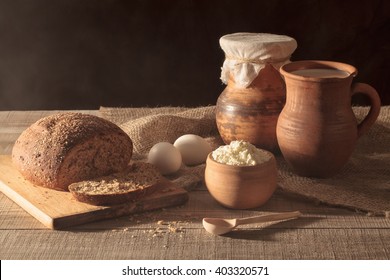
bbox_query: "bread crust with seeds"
[12,112,133,191]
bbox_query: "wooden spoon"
[202,211,302,235]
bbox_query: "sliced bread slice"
[68,161,162,205]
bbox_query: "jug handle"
[351,83,381,138]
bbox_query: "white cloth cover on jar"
[220,33,297,88]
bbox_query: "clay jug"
[277,60,381,177]
[216,63,286,151]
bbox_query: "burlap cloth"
[100,106,390,216]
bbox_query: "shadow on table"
[222,215,322,241]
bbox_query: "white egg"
[147,142,182,175]
[173,134,212,166]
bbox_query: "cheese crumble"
[211,140,271,166]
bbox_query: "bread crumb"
[168,223,179,232]
[157,220,168,225]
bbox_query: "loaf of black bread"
[12,112,133,191]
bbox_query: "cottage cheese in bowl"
[205,140,277,209]
[211,140,272,166]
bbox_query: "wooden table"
[1,110,389,260]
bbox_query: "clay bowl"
[204,152,277,209]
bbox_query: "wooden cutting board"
[0,155,189,229]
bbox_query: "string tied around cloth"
[224,55,291,66]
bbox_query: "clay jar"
[277,60,381,177]
[216,32,297,151]
[216,63,285,151]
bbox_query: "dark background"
[0,0,389,110]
